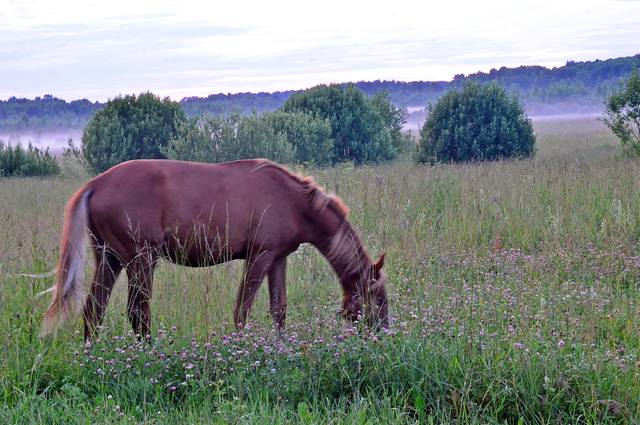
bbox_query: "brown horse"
[41,159,388,344]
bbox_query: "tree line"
[1,54,638,130]
[5,68,640,176]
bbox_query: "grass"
[1,118,639,424]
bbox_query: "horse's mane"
[252,159,350,217]
[253,159,370,283]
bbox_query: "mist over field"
[0,113,608,153]
[0,129,82,153]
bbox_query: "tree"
[417,82,535,164]
[164,113,294,164]
[165,112,333,166]
[369,91,413,155]
[264,111,333,166]
[282,84,396,164]
[80,92,185,174]
[604,68,640,156]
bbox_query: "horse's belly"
[160,226,248,267]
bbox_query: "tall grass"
[0,118,638,423]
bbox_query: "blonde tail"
[41,187,92,337]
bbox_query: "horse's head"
[342,253,389,331]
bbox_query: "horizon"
[3,0,639,102]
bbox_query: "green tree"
[80,92,185,173]
[282,84,396,164]
[604,68,640,156]
[369,91,413,155]
[265,111,333,166]
[164,113,294,164]
[0,142,60,177]
[417,82,535,164]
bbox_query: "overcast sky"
[1,0,639,101]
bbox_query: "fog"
[0,129,82,154]
[0,111,606,152]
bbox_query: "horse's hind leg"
[125,252,157,338]
[268,256,287,330]
[233,253,274,328]
[84,247,122,345]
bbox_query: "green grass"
[1,118,639,424]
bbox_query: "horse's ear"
[373,253,385,277]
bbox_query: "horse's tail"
[41,186,93,337]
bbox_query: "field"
[0,118,639,424]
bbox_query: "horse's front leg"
[125,253,157,338]
[268,256,287,330]
[233,253,273,328]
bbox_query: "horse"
[41,159,388,344]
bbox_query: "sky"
[1,0,639,101]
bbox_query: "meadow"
[0,118,638,424]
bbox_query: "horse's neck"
[312,210,371,290]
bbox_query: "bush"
[604,68,640,156]
[417,82,535,164]
[165,112,335,167]
[369,91,413,155]
[282,84,397,164]
[0,142,60,177]
[164,113,294,164]
[80,92,185,174]
[264,111,333,166]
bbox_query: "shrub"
[282,84,397,164]
[264,111,333,166]
[369,91,413,155]
[417,82,535,164]
[164,113,294,164]
[0,142,60,177]
[80,92,185,174]
[604,68,640,156]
